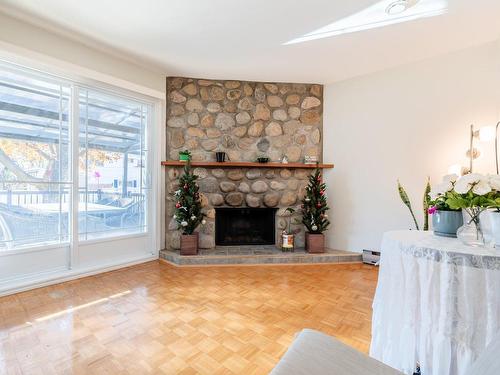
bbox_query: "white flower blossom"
[454,173,492,195]
[454,173,485,194]
[430,181,453,199]
[489,174,500,191]
[442,174,459,183]
[181,221,188,227]
[190,215,197,221]
[472,180,491,195]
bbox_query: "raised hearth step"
[160,247,362,266]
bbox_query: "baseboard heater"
[362,249,380,265]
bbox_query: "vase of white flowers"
[428,174,463,237]
[445,173,500,247]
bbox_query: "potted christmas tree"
[173,161,205,255]
[301,166,330,253]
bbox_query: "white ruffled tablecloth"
[370,230,500,375]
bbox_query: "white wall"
[0,11,165,96]
[323,40,500,253]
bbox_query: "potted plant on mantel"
[178,150,191,162]
[428,174,464,237]
[301,166,330,253]
[173,161,206,255]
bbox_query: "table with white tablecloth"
[370,230,500,375]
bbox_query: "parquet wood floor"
[0,261,378,375]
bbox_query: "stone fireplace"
[165,77,323,250]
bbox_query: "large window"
[0,62,151,250]
[78,89,148,240]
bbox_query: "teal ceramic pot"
[432,210,463,238]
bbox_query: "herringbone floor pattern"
[0,261,377,375]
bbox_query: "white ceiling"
[1,0,500,84]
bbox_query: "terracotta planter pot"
[180,233,198,255]
[306,233,325,253]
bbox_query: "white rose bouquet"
[428,174,461,213]
[445,173,500,244]
[446,174,499,210]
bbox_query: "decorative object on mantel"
[257,156,270,163]
[304,155,318,164]
[178,150,191,162]
[281,207,296,252]
[302,165,330,253]
[428,174,463,237]
[445,173,499,247]
[281,155,289,164]
[215,151,227,162]
[173,161,206,255]
[397,178,431,231]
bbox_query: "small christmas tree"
[173,162,205,235]
[301,166,330,233]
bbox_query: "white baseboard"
[0,254,158,297]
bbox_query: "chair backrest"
[465,331,500,375]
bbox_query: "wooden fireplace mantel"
[161,161,334,169]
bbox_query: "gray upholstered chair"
[271,329,500,375]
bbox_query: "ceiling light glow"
[386,0,419,15]
[284,0,448,45]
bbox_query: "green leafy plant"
[428,174,462,212]
[397,179,432,231]
[301,166,330,234]
[178,150,191,161]
[423,177,431,231]
[173,161,205,235]
[397,180,420,230]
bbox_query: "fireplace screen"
[215,208,277,246]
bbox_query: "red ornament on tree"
[317,203,322,208]
[175,202,181,208]
[320,190,325,195]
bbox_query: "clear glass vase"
[457,208,486,247]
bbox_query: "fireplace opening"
[215,208,277,246]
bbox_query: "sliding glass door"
[0,65,71,250]
[78,89,149,241]
[0,60,155,285]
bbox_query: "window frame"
[0,58,162,258]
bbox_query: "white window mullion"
[69,85,80,269]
